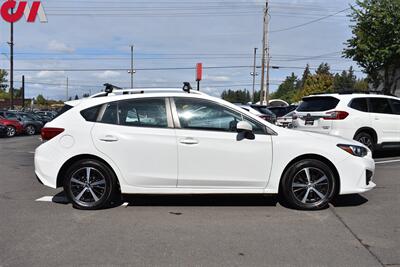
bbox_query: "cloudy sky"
[0,0,361,100]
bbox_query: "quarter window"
[390,99,400,115]
[369,98,393,114]
[100,102,118,124]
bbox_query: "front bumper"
[336,154,376,195]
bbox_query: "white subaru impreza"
[35,87,375,210]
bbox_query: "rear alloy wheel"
[25,125,36,135]
[6,126,16,137]
[281,159,337,210]
[354,132,374,152]
[63,159,117,210]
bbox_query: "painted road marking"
[375,159,400,165]
[36,196,130,207]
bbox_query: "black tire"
[280,159,337,210]
[25,125,36,136]
[354,132,375,152]
[63,159,117,210]
[6,126,16,137]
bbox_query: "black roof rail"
[103,83,122,95]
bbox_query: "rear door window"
[369,98,393,114]
[350,98,368,112]
[118,98,168,128]
[297,97,339,112]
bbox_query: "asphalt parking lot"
[0,136,399,267]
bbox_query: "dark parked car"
[250,105,277,124]
[0,123,7,137]
[267,105,298,118]
[35,110,57,119]
[29,113,52,124]
[0,111,43,135]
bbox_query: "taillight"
[41,127,64,141]
[324,111,349,120]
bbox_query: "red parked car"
[0,115,24,137]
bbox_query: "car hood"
[301,130,367,148]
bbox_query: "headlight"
[337,144,368,157]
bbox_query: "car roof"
[305,93,399,100]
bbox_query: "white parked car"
[276,111,295,128]
[35,87,375,210]
[292,93,400,152]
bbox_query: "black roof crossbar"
[182,82,192,93]
[103,83,122,95]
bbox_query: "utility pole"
[9,9,14,109]
[66,77,69,101]
[21,75,25,109]
[260,0,269,105]
[250,48,258,103]
[129,45,135,88]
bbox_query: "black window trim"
[170,96,274,135]
[368,97,395,115]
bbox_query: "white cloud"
[48,40,75,53]
[36,71,66,78]
[204,75,231,82]
[93,71,121,79]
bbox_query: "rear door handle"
[180,138,198,145]
[99,135,119,142]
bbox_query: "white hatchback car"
[292,93,400,152]
[35,87,375,210]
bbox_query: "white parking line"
[375,159,400,164]
[35,196,54,202]
[36,196,130,208]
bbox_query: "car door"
[368,97,400,143]
[91,97,178,188]
[172,97,273,189]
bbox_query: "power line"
[271,7,351,33]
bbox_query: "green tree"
[344,0,400,94]
[74,94,79,100]
[0,69,8,91]
[36,94,47,106]
[333,66,357,92]
[271,73,299,104]
[293,63,334,102]
[221,89,251,103]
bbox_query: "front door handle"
[180,138,198,145]
[99,135,119,142]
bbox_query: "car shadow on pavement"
[50,191,368,209]
[331,194,368,207]
[121,194,279,207]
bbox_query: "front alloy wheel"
[281,159,337,210]
[6,126,16,137]
[64,159,117,210]
[25,125,36,135]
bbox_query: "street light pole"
[9,9,14,109]
[251,48,258,103]
[129,45,135,88]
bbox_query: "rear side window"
[390,99,400,115]
[118,98,168,128]
[369,98,393,114]
[80,105,101,122]
[350,98,368,112]
[297,97,339,112]
[100,102,119,124]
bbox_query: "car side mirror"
[236,121,252,133]
[236,121,255,140]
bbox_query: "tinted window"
[369,98,393,114]
[251,106,274,116]
[54,104,73,119]
[297,97,339,112]
[390,99,400,115]
[350,98,368,112]
[100,102,119,124]
[268,107,288,117]
[81,105,101,122]
[118,98,168,128]
[175,98,265,134]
